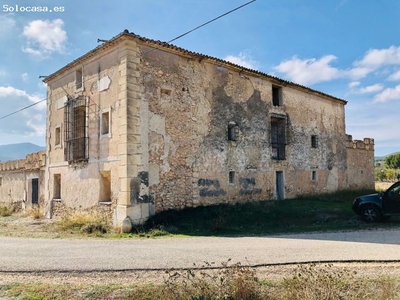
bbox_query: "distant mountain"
[0,143,45,162]
[375,152,400,161]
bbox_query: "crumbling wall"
[0,151,45,209]
[140,46,349,212]
[346,135,375,189]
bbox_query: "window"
[53,174,61,199]
[229,171,235,184]
[55,126,61,147]
[75,68,83,90]
[0,177,2,187]
[312,171,317,181]
[272,86,282,106]
[64,96,88,162]
[101,110,110,136]
[228,122,238,141]
[271,118,286,160]
[311,135,318,148]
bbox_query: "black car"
[352,181,400,222]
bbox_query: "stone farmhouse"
[1,30,374,228]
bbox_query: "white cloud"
[348,81,360,88]
[224,51,259,70]
[351,83,384,94]
[22,19,67,58]
[373,85,400,103]
[0,15,16,36]
[0,86,46,137]
[273,55,342,85]
[387,70,400,81]
[21,73,29,82]
[355,46,400,69]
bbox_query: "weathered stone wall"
[0,170,25,205]
[346,135,375,189]
[43,32,375,227]
[51,200,115,226]
[139,46,350,213]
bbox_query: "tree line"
[375,153,400,181]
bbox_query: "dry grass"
[162,260,266,300]
[25,205,44,219]
[375,181,394,192]
[55,210,110,234]
[0,204,14,217]
[1,263,400,299]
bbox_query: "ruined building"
[0,151,45,210]
[40,30,374,227]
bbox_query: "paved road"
[1,229,400,272]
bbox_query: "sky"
[0,0,399,157]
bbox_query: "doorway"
[32,178,39,205]
[276,171,284,200]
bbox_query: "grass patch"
[55,211,110,235]
[0,204,14,217]
[144,189,396,236]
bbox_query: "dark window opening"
[53,174,61,199]
[271,118,286,160]
[228,122,238,141]
[55,126,61,146]
[312,171,317,181]
[272,86,282,106]
[75,68,83,90]
[101,111,110,135]
[64,96,88,162]
[0,177,2,186]
[229,171,235,184]
[311,135,318,148]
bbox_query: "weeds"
[55,211,110,234]
[282,264,400,300]
[1,263,400,299]
[0,203,14,217]
[162,260,267,300]
[26,205,43,219]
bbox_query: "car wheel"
[361,205,381,222]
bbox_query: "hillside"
[375,152,400,161]
[0,143,45,162]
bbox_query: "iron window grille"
[64,96,88,162]
[271,117,286,160]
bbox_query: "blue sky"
[0,0,399,157]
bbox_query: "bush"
[0,204,14,217]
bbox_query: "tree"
[385,153,400,169]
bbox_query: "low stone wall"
[51,200,116,226]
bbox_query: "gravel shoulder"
[1,214,400,286]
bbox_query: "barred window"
[64,96,88,162]
[271,118,286,160]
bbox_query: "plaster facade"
[42,31,374,227]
